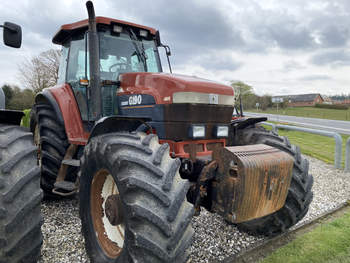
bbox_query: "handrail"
[274,124,343,169]
[261,122,277,133]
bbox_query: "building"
[333,99,350,105]
[272,93,324,107]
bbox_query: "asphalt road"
[245,112,350,135]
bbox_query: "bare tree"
[18,49,61,93]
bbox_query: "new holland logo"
[209,94,218,104]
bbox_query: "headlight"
[215,125,229,138]
[189,125,205,139]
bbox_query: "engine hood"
[118,72,235,105]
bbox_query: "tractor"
[0,22,43,263]
[30,2,313,262]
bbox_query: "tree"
[18,49,61,93]
[8,86,35,110]
[258,95,272,110]
[1,84,14,108]
[231,81,258,109]
[1,85,35,110]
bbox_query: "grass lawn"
[261,212,350,263]
[251,107,350,121]
[262,124,349,168]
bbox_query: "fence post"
[346,137,350,172]
[261,122,277,133]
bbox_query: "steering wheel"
[109,62,129,73]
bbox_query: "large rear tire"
[80,132,194,263]
[33,103,77,197]
[232,125,313,236]
[0,125,43,262]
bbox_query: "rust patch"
[56,144,78,183]
[193,161,218,215]
[90,169,122,259]
[212,144,294,223]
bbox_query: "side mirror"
[155,30,172,73]
[155,30,161,47]
[164,45,171,56]
[2,22,22,48]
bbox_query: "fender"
[35,84,89,145]
[35,89,65,125]
[231,117,267,130]
[0,110,24,125]
[88,116,151,142]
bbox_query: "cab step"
[52,181,78,196]
[62,159,80,167]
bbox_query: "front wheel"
[80,132,194,263]
[232,125,313,236]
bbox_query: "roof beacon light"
[113,25,123,33]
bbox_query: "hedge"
[315,103,349,110]
[20,109,31,128]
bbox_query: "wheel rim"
[33,124,42,167]
[90,169,125,258]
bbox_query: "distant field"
[262,124,349,168]
[251,107,350,121]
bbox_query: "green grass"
[262,124,349,168]
[261,212,350,263]
[251,107,350,121]
[278,129,348,168]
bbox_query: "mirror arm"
[160,44,172,74]
[0,24,16,33]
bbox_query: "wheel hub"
[90,170,125,258]
[105,194,124,226]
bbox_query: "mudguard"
[231,117,267,130]
[34,89,64,125]
[88,116,151,142]
[0,110,24,125]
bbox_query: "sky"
[1,0,350,96]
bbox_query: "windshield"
[99,30,161,80]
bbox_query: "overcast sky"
[1,0,350,95]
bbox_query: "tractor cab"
[53,17,163,120]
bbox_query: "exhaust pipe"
[86,1,102,120]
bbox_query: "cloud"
[191,53,242,71]
[310,50,350,66]
[299,74,332,81]
[283,60,306,72]
[1,0,350,95]
[318,25,349,47]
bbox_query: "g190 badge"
[129,95,142,105]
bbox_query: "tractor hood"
[118,72,235,105]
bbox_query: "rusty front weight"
[212,144,294,223]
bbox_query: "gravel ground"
[39,156,350,263]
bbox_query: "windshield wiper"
[128,28,148,71]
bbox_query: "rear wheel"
[0,125,43,262]
[80,132,194,262]
[232,125,313,236]
[33,103,77,197]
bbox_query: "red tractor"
[31,2,313,262]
